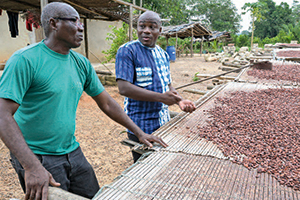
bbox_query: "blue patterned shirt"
[115,40,172,134]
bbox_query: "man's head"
[137,11,162,48]
[41,2,84,49]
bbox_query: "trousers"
[10,146,100,199]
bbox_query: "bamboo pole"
[175,64,253,90]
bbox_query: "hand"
[178,100,196,113]
[24,165,60,200]
[161,91,182,105]
[138,133,168,148]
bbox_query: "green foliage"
[157,37,193,53]
[141,0,190,25]
[232,20,300,49]
[193,72,200,82]
[234,34,250,47]
[102,23,137,63]
[131,0,242,33]
[210,40,218,52]
[291,0,300,24]
[243,0,293,39]
[188,0,241,33]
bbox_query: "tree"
[256,1,292,38]
[243,0,293,40]
[126,0,190,25]
[291,0,300,24]
[128,0,241,32]
[242,1,266,49]
[188,0,241,34]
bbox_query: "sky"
[231,0,294,32]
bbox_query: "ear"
[159,26,162,34]
[49,18,58,31]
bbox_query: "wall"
[0,11,122,63]
[0,11,31,62]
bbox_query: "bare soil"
[0,55,225,199]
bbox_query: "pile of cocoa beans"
[198,88,300,190]
[276,50,300,58]
[247,62,300,83]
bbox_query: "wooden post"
[83,18,88,59]
[139,0,142,15]
[128,0,136,41]
[39,0,48,40]
[190,28,193,57]
[200,36,203,56]
[166,36,169,47]
[129,5,133,41]
[175,32,178,49]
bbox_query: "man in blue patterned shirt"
[115,11,196,162]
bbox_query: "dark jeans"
[127,133,142,163]
[10,146,99,199]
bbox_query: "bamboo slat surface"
[94,81,300,200]
[94,152,300,200]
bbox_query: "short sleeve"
[115,45,135,83]
[83,60,105,97]
[0,54,34,104]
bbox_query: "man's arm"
[92,90,168,148]
[169,84,196,113]
[0,98,60,200]
[117,79,182,106]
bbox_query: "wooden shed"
[160,21,212,57]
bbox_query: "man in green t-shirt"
[0,2,167,199]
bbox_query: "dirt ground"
[0,55,228,199]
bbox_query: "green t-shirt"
[0,41,104,155]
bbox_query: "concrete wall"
[0,11,122,63]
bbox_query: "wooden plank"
[113,0,147,11]
[183,89,207,95]
[219,66,241,72]
[249,56,272,60]
[95,69,112,75]
[48,187,89,200]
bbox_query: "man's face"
[137,19,161,48]
[55,7,84,49]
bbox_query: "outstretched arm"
[92,91,168,148]
[0,98,60,200]
[169,84,196,113]
[117,79,182,106]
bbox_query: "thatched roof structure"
[161,21,212,39]
[208,31,231,42]
[0,0,145,23]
